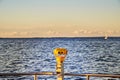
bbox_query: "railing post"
[34,75,38,80]
[56,62,64,80]
[86,75,90,80]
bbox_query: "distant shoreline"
[0,37,120,39]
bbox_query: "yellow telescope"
[53,48,68,63]
[53,48,68,80]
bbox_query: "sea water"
[0,37,120,80]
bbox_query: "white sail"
[104,34,108,39]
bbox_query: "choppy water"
[0,37,120,80]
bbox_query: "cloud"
[104,30,120,36]
[0,32,34,37]
[19,32,31,36]
[0,30,119,37]
[73,29,92,35]
[0,31,62,37]
[45,30,62,37]
[73,29,120,36]
[0,32,17,36]
[73,30,79,34]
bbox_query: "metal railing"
[65,73,120,80]
[0,72,120,80]
[0,72,55,80]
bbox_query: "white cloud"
[73,29,93,35]
[0,32,17,36]
[0,30,119,37]
[72,29,120,36]
[73,30,79,34]
[104,30,120,36]
[0,32,34,37]
[45,30,62,37]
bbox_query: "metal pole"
[86,75,90,80]
[34,75,38,80]
[56,62,64,80]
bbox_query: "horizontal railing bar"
[0,72,55,76]
[64,73,120,78]
[0,72,120,78]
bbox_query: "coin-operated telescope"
[53,48,68,80]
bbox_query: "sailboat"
[104,34,108,40]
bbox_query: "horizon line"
[0,36,120,39]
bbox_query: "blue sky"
[0,0,120,37]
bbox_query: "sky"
[0,0,120,38]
